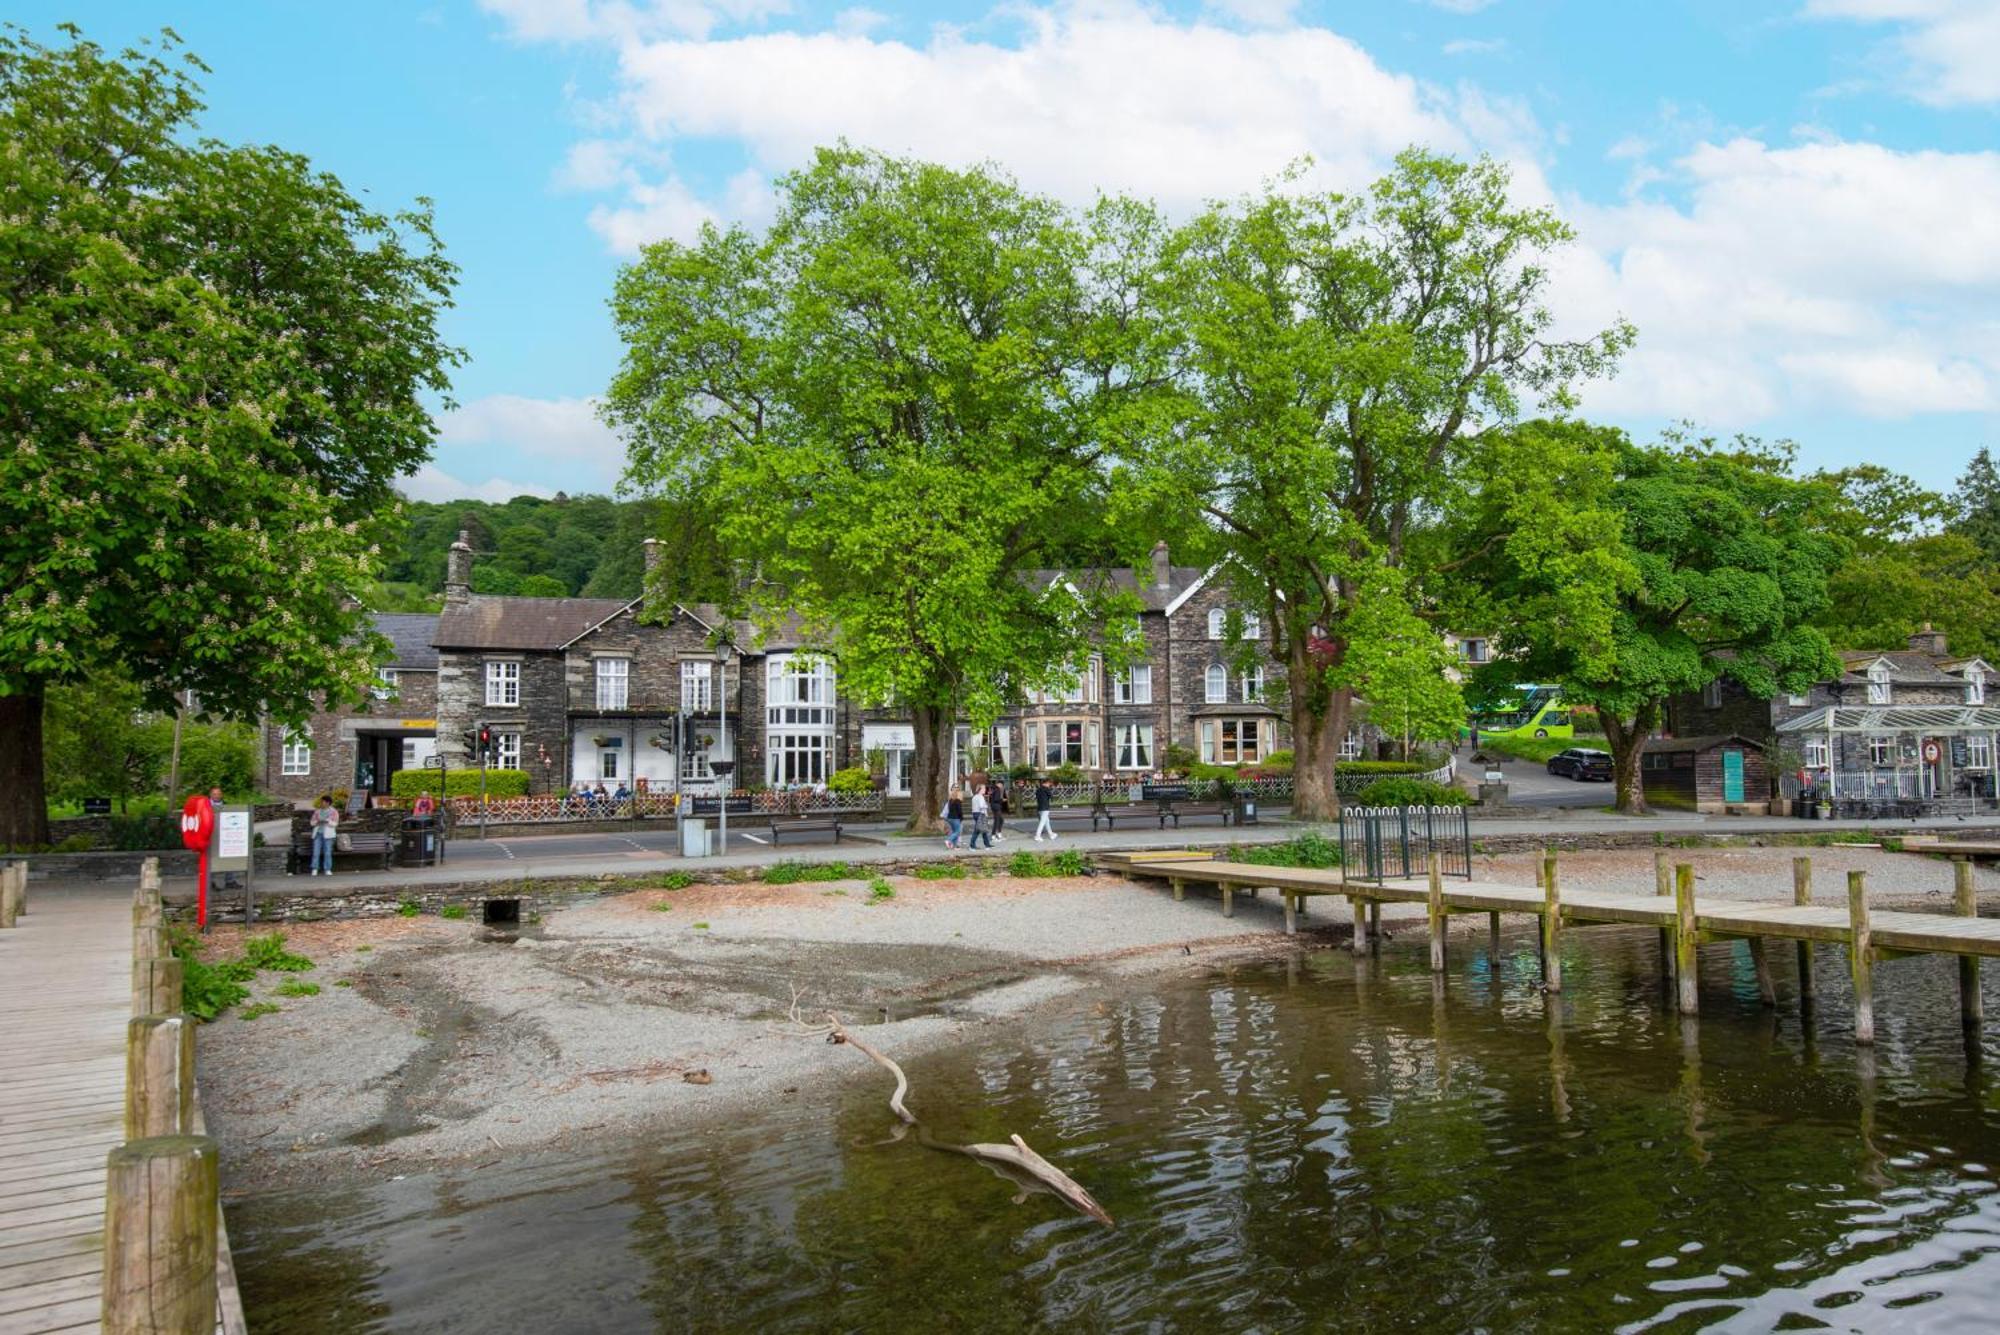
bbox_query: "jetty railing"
[1339,804,1472,883]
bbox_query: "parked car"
[1547,748,1612,781]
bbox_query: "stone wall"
[264,673,439,805]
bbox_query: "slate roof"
[370,613,439,670]
[1835,649,1968,686]
[1648,734,1765,754]
[435,596,634,651]
[1024,564,1211,613]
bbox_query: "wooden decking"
[0,888,129,1335]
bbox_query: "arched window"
[1207,608,1226,640]
[1205,664,1227,704]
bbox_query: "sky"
[22,0,2000,500]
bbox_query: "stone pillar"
[642,537,664,618]
[445,530,472,605]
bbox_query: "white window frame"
[1868,664,1891,705]
[1460,638,1489,664]
[1803,738,1829,768]
[599,747,620,781]
[680,743,713,784]
[1340,729,1364,760]
[1786,692,1810,707]
[281,732,312,776]
[1204,664,1228,704]
[766,654,837,787]
[1702,679,1723,709]
[681,659,713,712]
[1207,607,1226,640]
[1241,665,1265,703]
[1199,719,1263,766]
[485,660,520,708]
[494,732,522,771]
[1868,734,1893,767]
[1114,663,1152,705]
[1969,673,1986,706]
[1243,611,1262,641]
[372,667,399,702]
[1115,723,1154,771]
[1038,719,1091,769]
[595,657,630,711]
[1969,735,1993,770]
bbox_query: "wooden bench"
[1043,804,1129,833]
[1158,801,1230,829]
[768,815,843,845]
[290,830,394,873]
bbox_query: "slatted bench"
[1158,800,1230,829]
[769,815,843,845]
[291,830,394,873]
[1044,806,1099,834]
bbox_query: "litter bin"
[398,817,440,867]
[680,816,710,858]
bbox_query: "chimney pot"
[1150,540,1170,590]
[1908,624,1948,657]
[445,529,473,605]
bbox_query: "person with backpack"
[1033,776,1055,841]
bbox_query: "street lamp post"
[712,637,737,855]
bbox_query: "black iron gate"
[1339,804,1472,883]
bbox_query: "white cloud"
[1804,0,2000,105]
[832,6,888,36]
[435,395,626,487]
[1442,37,1506,55]
[1425,0,1500,12]
[399,463,554,503]
[1202,0,1301,26]
[479,0,793,43]
[1558,136,2000,423]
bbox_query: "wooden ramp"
[0,887,129,1335]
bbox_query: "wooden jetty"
[0,864,246,1334]
[1112,850,1994,1045]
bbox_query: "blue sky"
[20,1,2000,498]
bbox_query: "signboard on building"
[1953,737,1970,765]
[862,724,915,750]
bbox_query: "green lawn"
[1474,735,1600,765]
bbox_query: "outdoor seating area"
[1777,706,2000,818]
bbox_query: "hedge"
[1355,777,1470,807]
[389,768,531,799]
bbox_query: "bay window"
[1037,719,1098,769]
[1200,719,1263,765]
[766,655,836,787]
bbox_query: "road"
[1469,750,1616,809]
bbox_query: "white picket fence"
[438,788,883,826]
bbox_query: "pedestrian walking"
[942,787,965,849]
[1034,776,1055,841]
[310,794,339,876]
[990,776,1008,842]
[969,784,993,849]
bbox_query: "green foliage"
[243,932,314,972]
[173,936,252,1022]
[439,904,467,920]
[388,768,529,799]
[1161,744,1199,773]
[52,833,94,853]
[1476,735,1573,764]
[762,861,854,885]
[606,146,1145,830]
[867,877,895,902]
[395,896,421,917]
[274,978,320,998]
[1816,464,2000,661]
[691,921,710,930]
[0,25,461,845]
[1333,760,1436,775]
[650,899,674,912]
[334,978,353,988]
[1355,777,1469,807]
[238,1003,281,1021]
[651,871,694,891]
[913,863,961,880]
[1050,848,1086,876]
[41,671,257,812]
[1232,833,1342,869]
[826,766,874,796]
[1256,749,1293,772]
[1009,850,1045,878]
[1050,762,1085,784]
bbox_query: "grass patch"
[440,904,468,920]
[691,921,710,930]
[244,932,313,972]
[763,861,855,885]
[1231,832,1342,869]
[913,863,962,881]
[395,895,421,917]
[238,1002,280,1021]
[650,871,695,891]
[867,877,895,902]
[172,930,315,1021]
[334,979,354,988]
[274,978,320,998]
[1005,848,1092,878]
[650,898,675,911]
[355,944,373,953]
[1475,735,1578,765]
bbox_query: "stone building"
[1665,626,1998,807]
[261,613,439,804]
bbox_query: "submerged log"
[827,1016,1113,1227]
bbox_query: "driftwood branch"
[827,1014,1113,1227]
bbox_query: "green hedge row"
[388,768,531,799]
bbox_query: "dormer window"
[1969,671,1986,706]
[1867,663,1891,705]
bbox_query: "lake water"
[232,927,2000,1332]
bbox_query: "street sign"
[83,796,111,816]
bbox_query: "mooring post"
[1675,863,1699,1015]
[125,1015,196,1140]
[1351,896,1369,956]
[103,1134,219,1335]
[132,956,182,1019]
[1956,859,1982,1032]
[1749,938,1777,1007]
[1488,910,1501,959]
[1535,853,1548,972]
[1849,869,1875,1046]
[1427,853,1447,974]
[139,855,160,900]
[1655,850,1673,979]
[1282,891,1297,936]
[1368,900,1381,954]
[1541,850,1562,992]
[0,862,20,929]
[1171,876,1185,903]
[1794,856,1816,1006]
[1221,884,1234,919]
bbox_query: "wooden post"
[133,956,182,1019]
[1369,900,1381,954]
[1282,891,1297,936]
[1221,884,1234,919]
[1749,939,1777,1007]
[1488,910,1501,959]
[8,860,27,920]
[1794,856,1816,1006]
[126,1015,196,1140]
[1849,870,1874,1046]
[1541,850,1562,991]
[1534,853,1548,973]
[1675,863,1699,1016]
[102,1134,219,1335]
[1956,859,1982,1030]
[139,855,161,898]
[1427,853,1446,974]
[133,891,164,931]
[134,922,167,961]
[0,862,20,929]
[1171,876,1185,903]
[1351,897,1369,956]
[1656,850,1673,979]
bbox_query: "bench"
[1158,801,1230,829]
[289,830,394,873]
[768,815,843,845]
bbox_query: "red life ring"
[180,794,214,851]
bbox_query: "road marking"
[493,841,517,860]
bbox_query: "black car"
[1546,748,1612,781]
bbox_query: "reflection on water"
[233,930,2000,1332]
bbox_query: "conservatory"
[1774,705,2000,814]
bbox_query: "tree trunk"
[1601,701,1658,815]
[1292,682,1352,825]
[0,690,50,849]
[906,703,954,835]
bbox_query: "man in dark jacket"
[1033,777,1055,841]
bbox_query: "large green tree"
[1459,425,1843,813]
[1116,152,1631,819]
[0,25,459,844]
[605,147,1141,827]
[1815,465,2000,662]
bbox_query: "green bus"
[1465,685,1575,742]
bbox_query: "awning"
[1776,706,2000,734]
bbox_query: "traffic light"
[478,725,493,759]
[460,729,479,759]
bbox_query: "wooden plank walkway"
[0,888,129,1335]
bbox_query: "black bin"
[398,817,440,867]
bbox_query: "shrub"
[107,814,178,851]
[1009,850,1044,878]
[389,768,530,800]
[1257,749,1294,772]
[1050,762,1084,783]
[440,904,467,920]
[764,861,854,885]
[827,766,874,795]
[396,895,421,917]
[1162,743,1198,773]
[1235,832,1342,869]
[1354,778,1469,807]
[867,877,895,902]
[244,932,314,972]
[652,871,694,891]
[1337,760,1436,775]
[1050,848,1086,877]
[1007,763,1038,782]
[52,833,95,853]
[171,931,251,1022]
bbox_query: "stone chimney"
[641,537,663,617]
[1908,623,1949,658]
[445,530,472,605]
[1150,540,1171,590]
